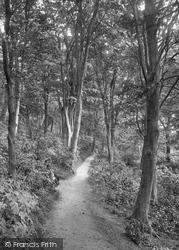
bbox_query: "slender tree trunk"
[165,117,171,163]
[166,131,171,163]
[44,87,49,134]
[70,0,83,154]
[2,36,16,177]
[132,0,160,228]
[91,133,96,153]
[65,107,73,147]
[26,107,32,138]
[70,0,99,154]
[0,84,8,122]
[101,137,105,152]
[111,126,115,162]
[70,90,82,153]
[61,109,66,140]
[91,113,97,153]
[106,124,114,163]
[2,0,16,177]
[14,81,21,136]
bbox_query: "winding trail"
[44,156,137,250]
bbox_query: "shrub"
[121,153,139,168]
[89,158,139,210]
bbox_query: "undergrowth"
[89,155,179,249]
[0,130,75,239]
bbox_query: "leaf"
[10,201,20,215]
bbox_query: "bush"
[121,153,139,168]
[89,158,139,210]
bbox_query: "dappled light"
[0,0,179,249]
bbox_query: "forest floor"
[44,156,143,250]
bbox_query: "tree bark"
[0,84,8,122]
[44,86,49,134]
[98,69,117,163]
[132,0,160,228]
[166,131,171,163]
[91,133,96,153]
[65,107,73,147]
[2,36,16,177]
[2,0,17,177]
[26,107,33,138]
[151,167,158,203]
[132,90,160,224]
[70,90,82,154]
[14,81,21,136]
[165,116,171,163]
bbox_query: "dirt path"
[44,156,138,250]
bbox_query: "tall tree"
[2,0,16,177]
[131,0,179,229]
[132,0,160,228]
[70,0,100,154]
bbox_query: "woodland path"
[44,156,138,250]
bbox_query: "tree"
[131,0,179,229]
[1,0,17,177]
[70,0,100,154]
[130,0,160,227]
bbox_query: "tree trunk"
[106,124,114,163]
[151,167,158,203]
[70,0,99,155]
[14,81,21,136]
[91,133,96,153]
[0,84,8,122]
[2,36,16,177]
[44,87,49,134]
[132,0,160,228]
[166,131,171,163]
[70,91,82,154]
[132,90,160,224]
[101,136,105,153]
[65,107,73,147]
[26,107,32,138]
[61,108,66,140]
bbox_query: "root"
[150,227,160,238]
[147,222,160,238]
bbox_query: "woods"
[0,0,179,249]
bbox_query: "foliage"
[89,155,179,247]
[149,167,179,239]
[121,153,139,168]
[89,157,140,210]
[125,219,150,246]
[0,179,38,238]
[0,132,75,238]
[0,0,179,246]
